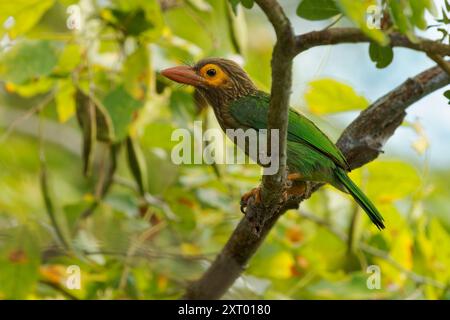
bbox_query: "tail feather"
[335,168,385,230]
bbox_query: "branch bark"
[295,28,450,56]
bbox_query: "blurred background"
[0,0,449,299]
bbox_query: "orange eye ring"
[199,64,227,86]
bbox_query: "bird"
[161,58,385,229]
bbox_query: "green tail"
[335,168,385,230]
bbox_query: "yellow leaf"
[267,251,295,279]
[0,0,55,38]
[349,160,421,204]
[181,243,201,256]
[305,78,369,115]
[55,80,76,123]
[39,264,66,284]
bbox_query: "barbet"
[161,58,385,229]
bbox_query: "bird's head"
[161,58,257,109]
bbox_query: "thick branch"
[255,0,295,205]
[337,64,449,168]
[182,64,449,300]
[295,28,450,56]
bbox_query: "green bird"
[161,58,385,229]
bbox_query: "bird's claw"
[240,187,261,214]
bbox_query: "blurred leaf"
[5,77,54,97]
[0,40,58,84]
[226,1,248,55]
[102,8,155,37]
[336,0,388,45]
[123,46,150,100]
[187,0,212,11]
[103,86,143,141]
[0,0,54,38]
[76,89,97,176]
[444,90,450,105]
[55,79,76,123]
[229,0,254,14]
[369,42,394,68]
[126,136,148,196]
[249,243,295,279]
[350,161,421,205]
[306,272,390,299]
[73,230,104,265]
[387,0,414,37]
[411,120,429,155]
[296,0,340,21]
[0,227,41,299]
[305,78,369,114]
[169,90,196,124]
[56,44,82,74]
[376,227,413,286]
[146,149,179,195]
[410,0,428,30]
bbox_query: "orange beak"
[160,66,206,87]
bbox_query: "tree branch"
[256,0,295,206]
[295,28,450,56]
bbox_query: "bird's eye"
[206,68,217,77]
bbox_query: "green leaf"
[126,136,148,196]
[444,90,450,105]
[388,0,414,37]
[106,8,155,36]
[0,0,54,38]
[410,0,428,30]
[123,46,150,100]
[305,78,369,114]
[296,0,340,21]
[240,0,254,9]
[56,44,82,74]
[75,89,97,176]
[369,42,394,68]
[0,227,41,299]
[103,86,143,141]
[226,0,248,55]
[229,0,253,14]
[0,40,58,84]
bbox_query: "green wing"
[229,91,350,170]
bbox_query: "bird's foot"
[282,182,307,201]
[240,187,261,215]
[282,173,309,203]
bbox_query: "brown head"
[161,58,257,110]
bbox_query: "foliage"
[0,0,448,300]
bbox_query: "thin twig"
[427,54,450,75]
[295,28,450,56]
[0,91,55,143]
